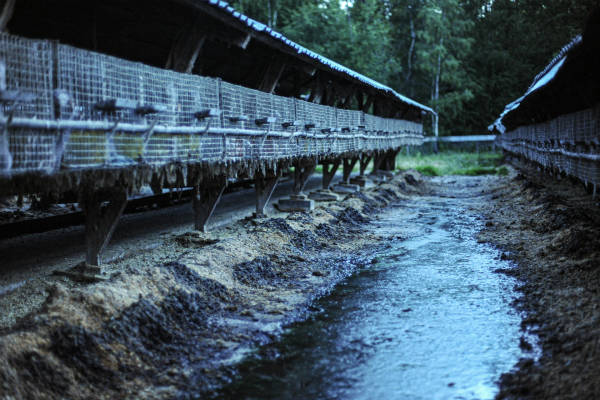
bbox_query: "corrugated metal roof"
[205,0,435,115]
[490,35,582,133]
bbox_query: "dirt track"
[1,163,599,399]
[476,162,600,399]
[0,171,424,399]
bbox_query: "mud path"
[216,180,526,400]
[475,164,600,399]
[2,164,598,399]
[0,172,423,399]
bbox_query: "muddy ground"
[474,160,600,399]
[0,172,424,399]
[1,161,599,399]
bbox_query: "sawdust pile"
[0,172,422,399]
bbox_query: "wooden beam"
[300,65,317,77]
[0,0,15,31]
[324,82,337,106]
[308,76,323,103]
[165,21,206,73]
[258,58,286,93]
[362,95,374,113]
[209,31,252,50]
[356,91,364,108]
[332,83,354,109]
[80,188,128,266]
[181,0,422,115]
[192,177,227,232]
[292,160,317,195]
[254,173,279,217]
[342,157,359,183]
[237,33,252,49]
[321,160,340,189]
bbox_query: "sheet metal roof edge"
[490,35,582,133]
[203,0,435,115]
[527,35,582,92]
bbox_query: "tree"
[281,0,397,85]
[230,0,304,29]
[230,0,599,134]
[456,0,598,133]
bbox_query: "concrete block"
[53,262,108,283]
[349,175,369,188]
[331,183,360,194]
[375,170,395,179]
[276,194,315,212]
[308,189,339,202]
[368,173,387,184]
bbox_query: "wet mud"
[0,171,420,399]
[476,162,600,399]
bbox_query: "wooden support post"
[81,188,128,266]
[356,91,364,108]
[359,155,373,176]
[308,78,323,104]
[362,95,374,113]
[192,177,227,232]
[254,174,279,217]
[258,59,286,94]
[324,83,336,106]
[342,157,359,183]
[236,33,252,49]
[0,0,15,31]
[340,94,352,109]
[321,160,340,190]
[165,22,206,73]
[293,161,316,195]
[371,153,385,174]
[383,149,399,171]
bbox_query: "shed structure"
[490,9,600,194]
[0,0,434,268]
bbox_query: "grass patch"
[455,167,498,176]
[415,165,440,176]
[497,166,509,176]
[396,151,504,176]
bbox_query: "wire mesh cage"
[363,113,379,132]
[295,99,336,131]
[500,105,600,185]
[0,31,426,178]
[0,33,54,119]
[0,34,56,174]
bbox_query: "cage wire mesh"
[0,33,56,174]
[0,32,426,177]
[500,104,600,185]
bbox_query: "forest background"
[231,0,597,135]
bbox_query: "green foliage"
[497,166,509,176]
[415,165,440,176]
[454,0,598,134]
[281,0,398,84]
[229,0,597,134]
[396,151,504,176]
[455,166,497,175]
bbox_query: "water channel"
[217,194,529,399]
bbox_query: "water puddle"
[215,196,532,399]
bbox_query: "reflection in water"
[217,198,526,400]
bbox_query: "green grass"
[496,166,509,176]
[396,151,505,176]
[415,165,440,176]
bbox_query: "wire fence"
[498,105,600,185]
[0,32,424,177]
